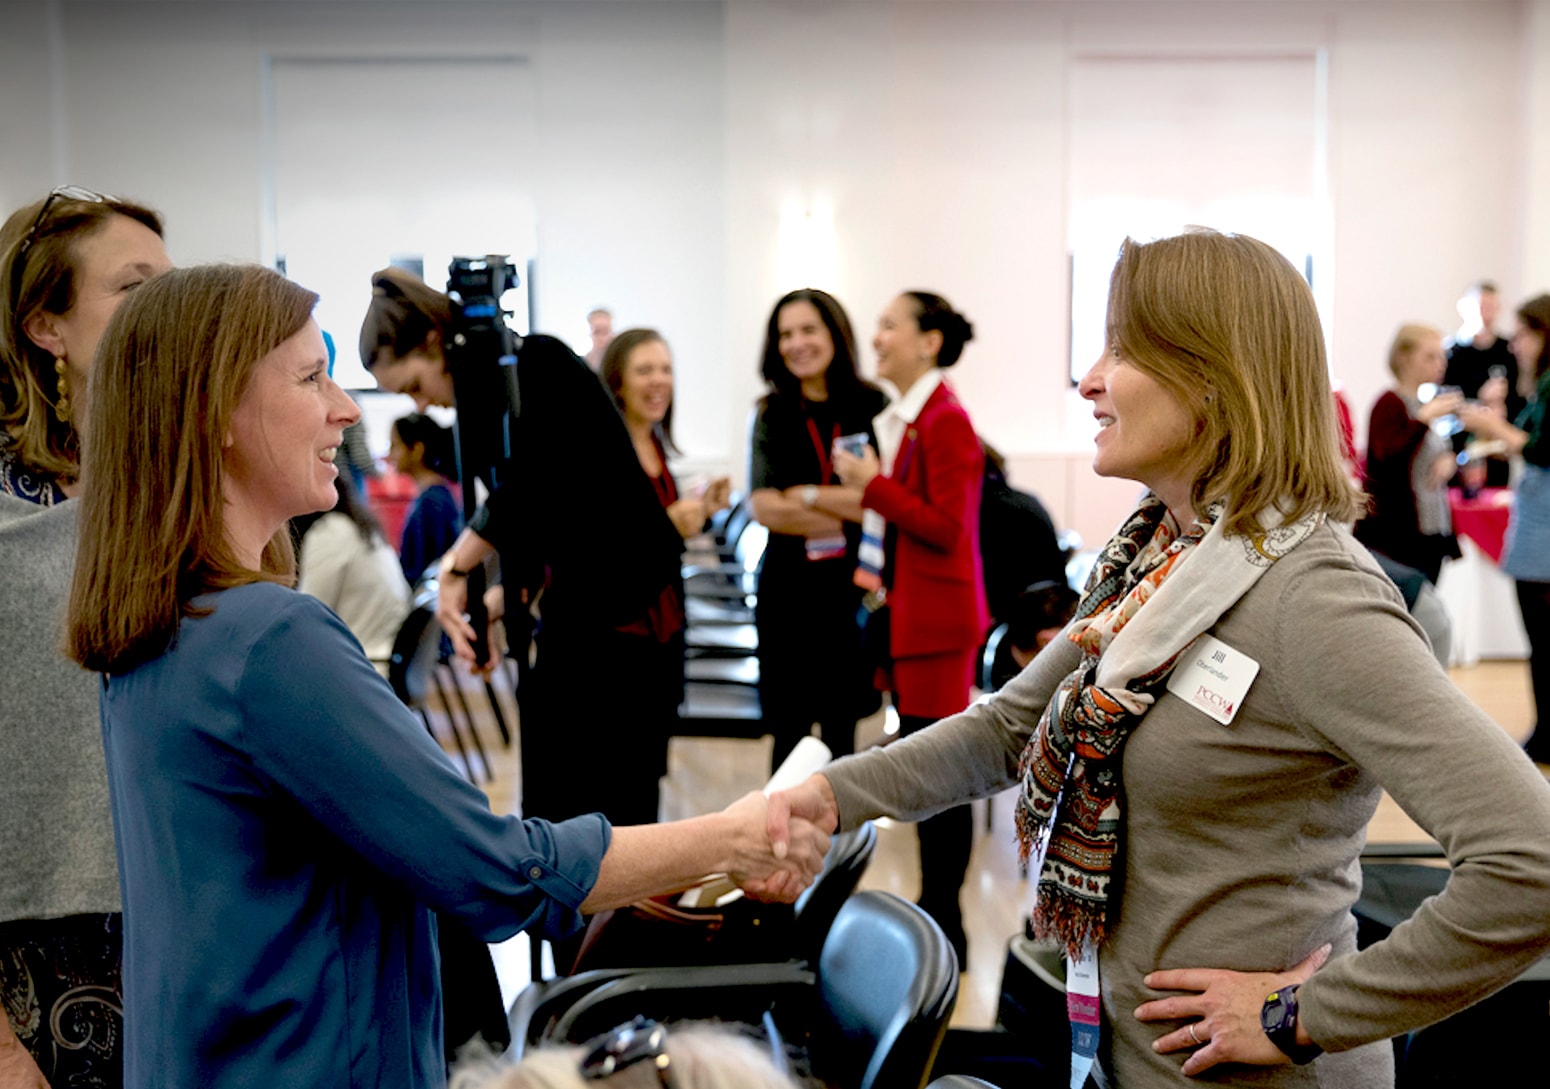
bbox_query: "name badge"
[1166,634,1259,725]
[805,534,847,562]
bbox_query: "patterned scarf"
[1015,494,1320,957]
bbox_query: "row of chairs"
[679,497,767,735]
[506,822,973,1089]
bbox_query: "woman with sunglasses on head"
[748,290,888,772]
[770,232,1550,1087]
[65,264,828,1089]
[0,186,172,1088]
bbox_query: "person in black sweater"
[747,289,888,771]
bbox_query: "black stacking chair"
[509,890,957,1089]
[677,496,767,736]
[388,587,514,784]
[511,822,876,1012]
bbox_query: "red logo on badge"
[1195,685,1235,716]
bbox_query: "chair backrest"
[388,589,442,706]
[792,821,878,961]
[980,623,1009,693]
[717,496,753,560]
[813,891,959,1089]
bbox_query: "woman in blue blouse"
[62,264,828,1089]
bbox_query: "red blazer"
[862,380,989,659]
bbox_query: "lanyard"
[804,416,841,485]
[649,435,677,507]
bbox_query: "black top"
[1445,334,1524,487]
[1446,334,1525,421]
[749,385,890,572]
[467,334,683,634]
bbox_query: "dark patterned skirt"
[0,913,122,1088]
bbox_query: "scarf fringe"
[1030,884,1110,961]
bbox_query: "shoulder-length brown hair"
[65,264,318,674]
[1106,229,1361,537]
[600,328,679,454]
[0,192,164,483]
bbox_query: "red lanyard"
[805,416,842,484]
[650,435,677,507]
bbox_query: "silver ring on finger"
[1187,1022,1204,1046]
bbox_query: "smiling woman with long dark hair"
[748,289,888,772]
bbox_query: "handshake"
[723,775,841,903]
[579,770,843,914]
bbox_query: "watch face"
[1261,988,1294,1033]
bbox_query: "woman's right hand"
[435,556,477,660]
[833,445,880,489]
[434,530,499,665]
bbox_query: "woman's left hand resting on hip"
[1134,944,1330,1076]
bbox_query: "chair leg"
[433,664,489,783]
[484,677,513,748]
[444,664,493,782]
[427,670,476,781]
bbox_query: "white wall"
[2,0,1546,547]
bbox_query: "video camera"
[443,255,524,666]
[444,254,524,501]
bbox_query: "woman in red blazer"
[834,290,987,964]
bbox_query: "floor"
[426,658,1537,1030]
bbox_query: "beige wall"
[2,0,1546,547]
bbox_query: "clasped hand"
[721,790,831,903]
[742,774,841,902]
[1133,944,1330,1076]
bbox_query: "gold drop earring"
[53,357,71,423]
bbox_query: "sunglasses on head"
[9,185,116,315]
[579,1017,678,1088]
[14,186,115,266]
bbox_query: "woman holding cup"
[1353,324,1462,584]
[829,290,987,967]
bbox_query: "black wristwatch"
[1260,984,1322,1065]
